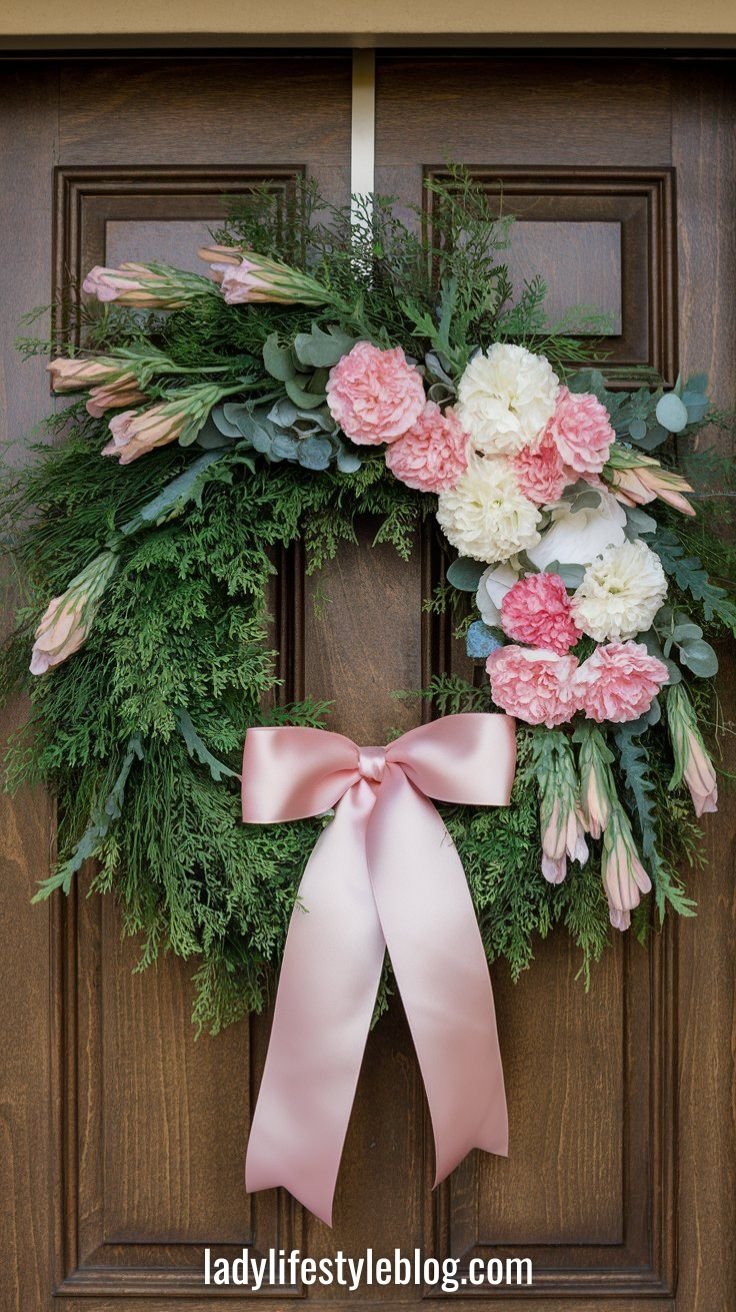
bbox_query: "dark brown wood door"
[1,52,734,1312]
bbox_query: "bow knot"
[358,744,386,783]
[241,713,516,1225]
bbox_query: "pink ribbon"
[241,713,516,1225]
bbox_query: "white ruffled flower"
[476,563,520,626]
[526,489,627,571]
[456,343,559,456]
[437,457,541,563]
[572,540,668,642]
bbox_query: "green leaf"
[31,738,144,901]
[678,638,719,678]
[293,324,357,368]
[284,377,327,409]
[447,557,485,591]
[262,333,297,382]
[177,709,239,783]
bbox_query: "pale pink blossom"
[602,806,652,924]
[541,796,589,884]
[577,726,614,839]
[82,263,199,309]
[326,342,426,445]
[47,357,123,392]
[486,646,579,728]
[385,402,468,492]
[609,462,695,517]
[667,684,718,817]
[103,405,183,463]
[500,572,582,656]
[215,255,329,306]
[545,385,615,476]
[512,429,568,504]
[574,641,668,724]
[86,376,146,417]
[30,552,118,676]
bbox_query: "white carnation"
[437,457,541,563]
[456,343,559,456]
[572,540,668,642]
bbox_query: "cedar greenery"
[1,171,731,1033]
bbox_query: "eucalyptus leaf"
[284,377,327,409]
[672,622,704,643]
[298,435,333,470]
[629,418,647,441]
[681,391,709,423]
[293,324,357,368]
[271,433,300,460]
[570,490,602,513]
[447,557,485,591]
[263,333,297,382]
[679,638,719,678]
[656,392,689,434]
[624,505,658,539]
[336,445,362,474]
[544,561,585,588]
[212,405,246,438]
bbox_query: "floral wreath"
[2,171,731,1034]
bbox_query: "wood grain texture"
[671,64,736,1312]
[0,62,58,1312]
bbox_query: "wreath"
[2,170,732,1035]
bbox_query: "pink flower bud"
[607,449,695,517]
[602,807,651,920]
[200,249,330,306]
[82,262,208,309]
[30,552,119,676]
[667,684,718,818]
[577,725,615,838]
[103,404,184,464]
[86,375,147,418]
[47,357,125,392]
[535,730,588,886]
[197,244,245,283]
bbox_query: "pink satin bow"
[241,712,516,1225]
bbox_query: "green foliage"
[1,167,730,1034]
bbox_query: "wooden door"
[1,52,734,1312]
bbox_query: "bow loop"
[241,713,516,1225]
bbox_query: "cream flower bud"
[200,246,331,306]
[606,446,695,517]
[102,384,227,464]
[601,805,652,922]
[30,551,119,676]
[576,725,615,839]
[534,730,588,885]
[82,262,212,309]
[666,684,718,817]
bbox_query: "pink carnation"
[385,402,468,492]
[545,385,615,476]
[486,646,579,728]
[574,641,669,723]
[326,341,426,446]
[501,573,582,656]
[512,430,568,504]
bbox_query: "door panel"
[0,53,734,1312]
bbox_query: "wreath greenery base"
[1,171,731,1033]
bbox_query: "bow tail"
[367,767,508,1183]
[245,781,386,1226]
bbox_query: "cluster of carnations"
[38,249,718,934]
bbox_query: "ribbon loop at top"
[241,712,516,1225]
